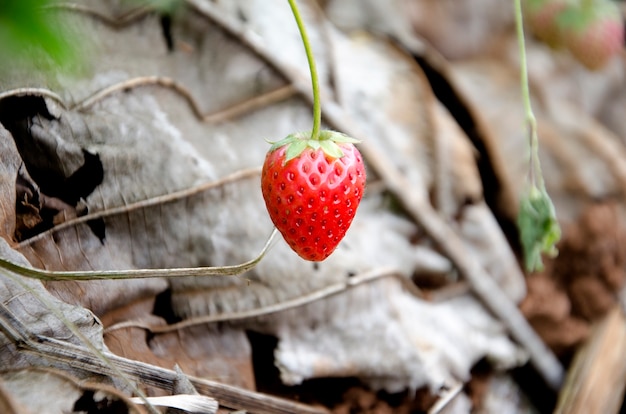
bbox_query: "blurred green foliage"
[0,0,184,78]
[0,0,79,72]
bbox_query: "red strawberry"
[561,1,624,70]
[524,0,572,48]
[261,131,366,261]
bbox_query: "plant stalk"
[514,0,544,190]
[287,0,321,140]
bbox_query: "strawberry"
[261,131,366,261]
[524,0,572,48]
[561,1,624,70]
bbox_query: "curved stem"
[287,0,321,140]
[514,0,544,190]
[0,229,278,281]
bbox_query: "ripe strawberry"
[261,131,366,261]
[561,1,624,70]
[524,0,572,48]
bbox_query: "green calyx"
[268,130,360,163]
[517,185,561,272]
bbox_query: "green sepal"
[517,186,561,272]
[319,130,361,144]
[319,140,344,159]
[285,139,308,162]
[267,134,299,152]
[308,140,321,150]
[267,129,361,163]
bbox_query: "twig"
[202,84,297,123]
[104,267,418,333]
[1,82,295,131]
[428,381,463,414]
[45,3,153,28]
[0,302,328,414]
[0,88,67,108]
[72,76,207,117]
[72,76,296,124]
[129,395,218,413]
[0,280,159,414]
[17,167,261,249]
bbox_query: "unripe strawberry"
[524,0,572,48]
[261,131,366,261]
[561,1,624,70]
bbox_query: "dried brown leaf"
[0,0,549,405]
[0,367,143,414]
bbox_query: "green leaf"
[517,186,561,272]
[0,0,80,72]
[319,140,344,159]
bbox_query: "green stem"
[287,0,321,140]
[514,0,544,190]
[0,229,278,281]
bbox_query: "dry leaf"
[105,323,255,390]
[272,275,526,393]
[324,0,514,60]
[0,368,143,414]
[0,0,559,410]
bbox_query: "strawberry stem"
[514,0,562,272]
[514,0,543,191]
[287,0,321,141]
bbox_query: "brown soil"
[330,387,438,414]
[521,201,626,356]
